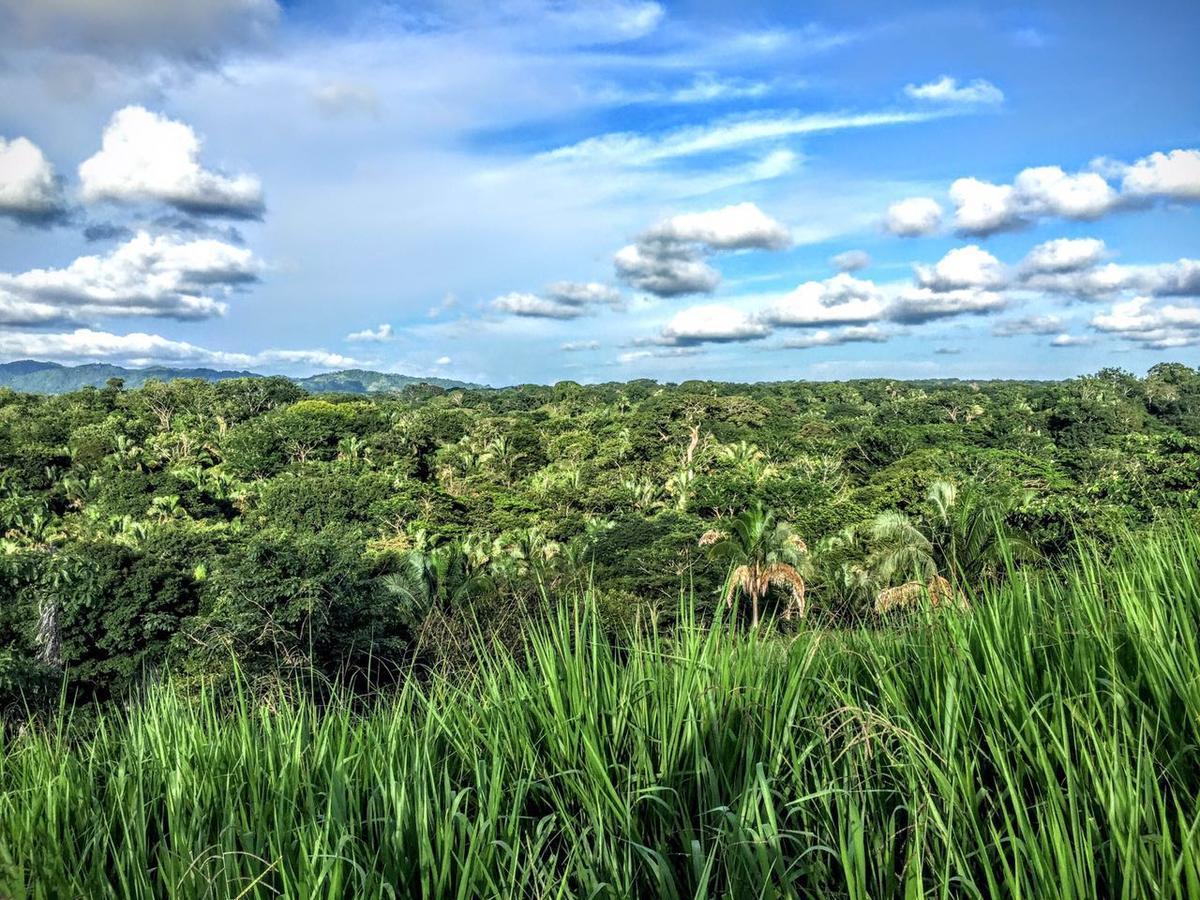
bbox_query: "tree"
[381,537,494,625]
[868,480,1033,593]
[703,503,808,628]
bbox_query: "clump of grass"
[1,527,1198,898]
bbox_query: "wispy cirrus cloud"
[540,108,949,167]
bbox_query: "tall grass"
[2,527,1199,898]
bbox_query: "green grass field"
[2,528,1199,899]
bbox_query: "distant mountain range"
[0,360,481,394]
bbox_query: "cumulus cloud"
[1091,296,1200,349]
[1119,149,1200,201]
[615,203,790,297]
[884,197,943,236]
[0,327,356,370]
[493,281,623,319]
[1019,237,1107,274]
[886,287,1007,323]
[904,76,1004,105]
[758,274,887,327]
[830,249,871,272]
[920,148,1200,236]
[949,166,1120,234]
[948,177,1021,235]
[1012,243,1198,300]
[1015,166,1117,221]
[613,242,720,296]
[0,0,280,65]
[1020,262,1133,298]
[79,106,264,219]
[0,231,260,321]
[914,245,1007,292]
[0,136,67,225]
[561,340,600,351]
[0,296,76,327]
[657,304,770,345]
[778,324,890,348]
[640,202,792,250]
[1139,258,1200,296]
[346,323,394,342]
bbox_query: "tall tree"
[703,503,808,628]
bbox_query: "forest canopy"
[2,363,1199,703]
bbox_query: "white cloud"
[1119,149,1200,200]
[779,324,890,348]
[1091,296,1200,349]
[914,245,1007,292]
[1015,253,1199,300]
[617,346,701,365]
[541,109,944,167]
[0,231,260,320]
[1020,262,1133,298]
[492,281,623,318]
[615,203,790,296]
[544,280,623,306]
[759,274,887,327]
[668,74,774,103]
[886,287,1007,323]
[948,177,1020,235]
[1140,259,1200,296]
[830,249,871,272]
[658,303,770,345]
[346,323,394,342]
[949,168,1116,235]
[641,202,792,250]
[1012,166,1118,220]
[0,295,75,327]
[561,340,600,351]
[993,314,1064,336]
[79,106,264,218]
[884,196,943,236]
[434,355,452,365]
[928,148,1200,236]
[1049,333,1093,347]
[1019,237,1107,274]
[904,76,1004,105]
[0,327,356,370]
[614,242,721,297]
[0,136,67,225]
[492,291,578,319]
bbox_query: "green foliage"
[2,527,1198,896]
[0,366,1197,695]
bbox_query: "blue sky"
[0,0,1197,385]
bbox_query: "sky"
[0,0,1198,386]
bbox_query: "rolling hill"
[0,360,481,394]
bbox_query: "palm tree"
[869,480,1033,595]
[381,539,493,625]
[703,503,808,628]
